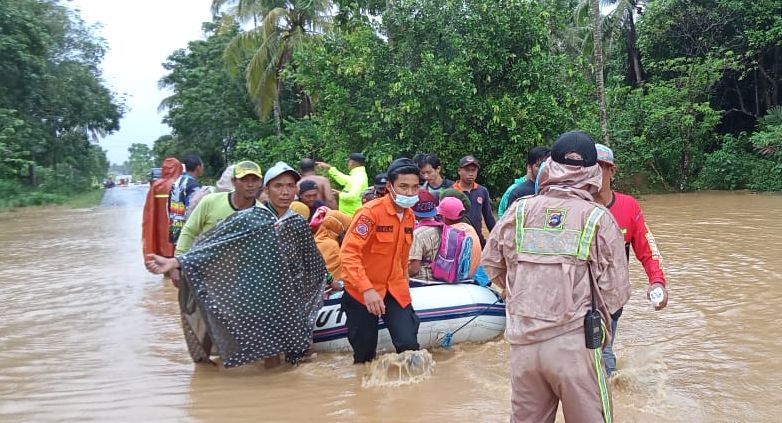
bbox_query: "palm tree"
[603,0,646,85]
[591,0,611,145]
[212,0,331,134]
[576,0,647,85]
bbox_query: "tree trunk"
[591,0,611,146]
[625,6,644,86]
[273,83,282,136]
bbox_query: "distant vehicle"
[148,168,162,184]
[102,179,115,189]
[116,175,132,186]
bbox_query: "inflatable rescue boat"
[313,282,506,352]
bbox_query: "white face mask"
[390,186,419,209]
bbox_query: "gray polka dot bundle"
[178,206,326,367]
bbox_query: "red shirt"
[607,192,666,286]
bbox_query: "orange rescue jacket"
[340,194,415,307]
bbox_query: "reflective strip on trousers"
[593,347,613,423]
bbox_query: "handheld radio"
[584,266,603,349]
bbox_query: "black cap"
[299,158,316,172]
[387,158,419,175]
[458,155,480,168]
[551,131,598,167]
[348,152,366,163]
[299,179,318,193]
[373,173,388,187]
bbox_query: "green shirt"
[328,165,368,216]
[175,192,240,255]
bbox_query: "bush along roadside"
[0,180,105,211]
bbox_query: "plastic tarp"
[178,206,326,367]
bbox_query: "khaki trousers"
[509,328,612,423]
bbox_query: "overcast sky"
[70,0,213,164]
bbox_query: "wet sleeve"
[175,197,207,256]
[340,208,376,293]
[482,188,496,231]
[593,214,631,314]
[327,167,350,187]
[481,204,514,290]
[628,200,666,286]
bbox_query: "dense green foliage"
[6,0,779,207]
[291,0,600,191]
[151,0,781,193]
[0,0,122,207]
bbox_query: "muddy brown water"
[1,187,780,422]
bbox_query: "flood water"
[1,187,780,422]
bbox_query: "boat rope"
[437,297,502,349]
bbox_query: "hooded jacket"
[142,157,182,259]
[481,157,631,345]
[314,210,353,280]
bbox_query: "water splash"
[362,350,435,388]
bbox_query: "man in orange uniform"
[340,158,422,363]
[142,157,182,261]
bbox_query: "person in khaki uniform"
[482,132,631,423]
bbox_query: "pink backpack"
[417,221,471,283]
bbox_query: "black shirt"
[506,179,536,206]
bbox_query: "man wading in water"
[482,132,631,422]
[594,143,669,376]
[340,158,421,363]
[170,161,263,287]
[146,160,326,369]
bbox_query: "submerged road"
[1,188,781,422]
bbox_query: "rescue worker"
[317,153,369,216]
[482,131,631,423]
[594,143,669,376]
[142,157,182,261]
[340,158,421,363]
